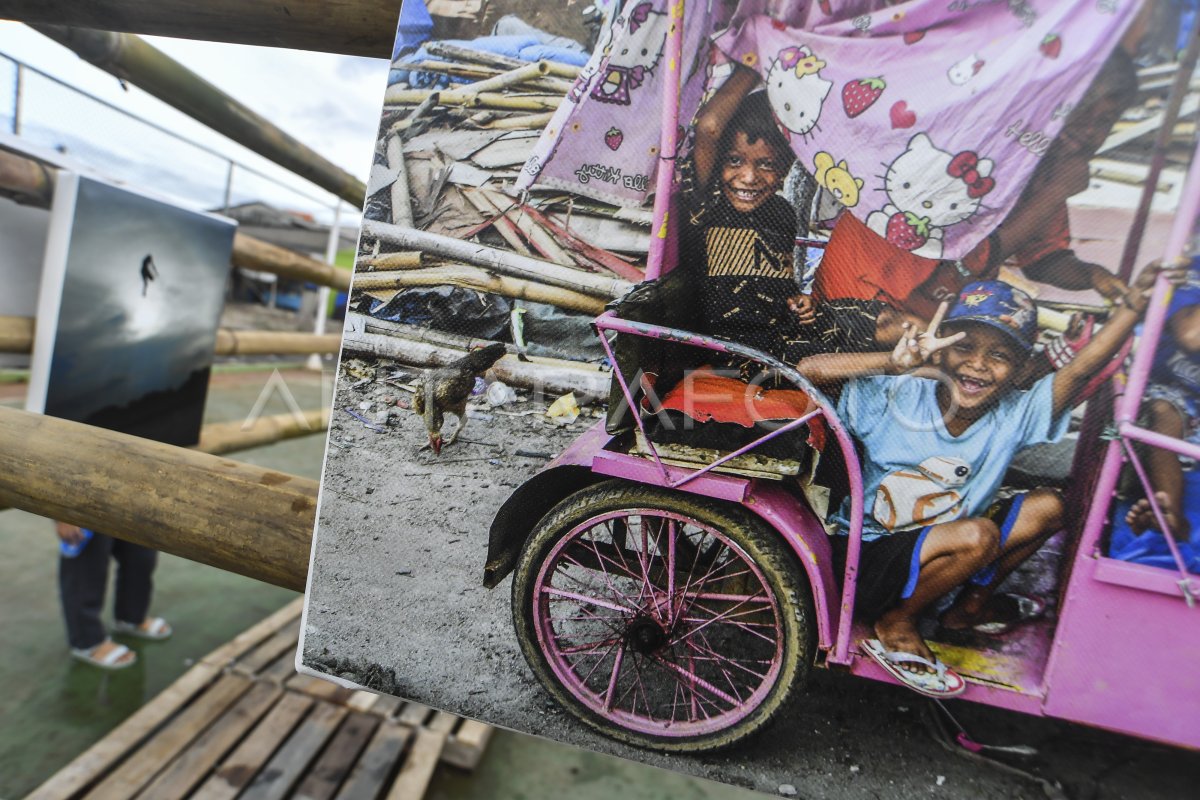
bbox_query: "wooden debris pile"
[1090,60,1200,196]
[360,42,647,308]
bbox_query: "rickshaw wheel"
[511,480,813,753]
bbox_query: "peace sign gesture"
[890,301,966,371]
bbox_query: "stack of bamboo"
[354,41,646,326]
[343,40,659,393]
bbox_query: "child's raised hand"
[889,301,966,371]
[1123,258,1189,315]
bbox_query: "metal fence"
[0,52,350,228]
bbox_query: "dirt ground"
[303,362,1200,800]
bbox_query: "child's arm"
[1023,251,1128,304]
[798,302,963,387]
[693,63,760,190]
[1051,261,1185,416]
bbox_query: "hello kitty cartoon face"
[766,45,833,138]
[589,2,668,106]
[865,133,996,259]
[948,53,985,86]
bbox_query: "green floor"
[0,364,755,800]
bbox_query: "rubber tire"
[511,479,815,753]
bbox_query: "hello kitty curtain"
[516,0,1140,260]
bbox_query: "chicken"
[412,343,507,454]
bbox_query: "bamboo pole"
[197,408,329,456]
[0,318,342,356]
[463,61,551,96]
[213,329,343,356]
[383,87,562,113]
[351,313,606,374]
[29,25,367,207]
[473,188,574,266]
[0,148,54,206]
[407,61,571,95]
[424,42,527,72]
[0,1,396,57]
[352,266,607,315]
[385,134,414,229]
[477,112,556,131]
[0,315,34,352]
[360,220,633,299]
[0,405,314,590]
[341,329,609,399]
[233,233,352,293]
[355,252,428,270]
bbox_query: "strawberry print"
[605,127,624,151]
[903,30,926,45]
[842,77,886,118]
[1040,33,1062,59]
[818,0,833,14]
[886,211,931,251]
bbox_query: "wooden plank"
[259,648,300,684]
[84,674,253,799]
[426,712,459,735]
[25,663,221,800]
[286,672,357,704]
[346,690,381,713]
[441,720,495,771]
[370,694,404,719]
[239,701,348,800]
[191,692,315,800]
[234,620,301,676]
[333,723,412,800]
[28,600,300,799]
[138,681,284,800]
[383,728,448,800]
[292,712,380,800]
[1099,93,1199,153]
[395,702,432,728]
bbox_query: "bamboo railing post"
[0,405,314,590]
[0,1,398,57]
[28,25,367,207]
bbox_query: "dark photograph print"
[303,2,1200,796]
[27,172,235,446]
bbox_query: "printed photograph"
[303,1,1200,793]
[27,172,236,446]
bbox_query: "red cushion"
[649,367,827,450]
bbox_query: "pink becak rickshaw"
[485,2,1200,753]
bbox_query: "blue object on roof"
[394,0,434,59]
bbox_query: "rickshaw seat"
[647,367,827,451]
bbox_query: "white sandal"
[112,617,173,641]
[71,640,137,671]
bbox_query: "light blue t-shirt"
[831,373,1070,541]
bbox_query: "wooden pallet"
[28,599,494,800]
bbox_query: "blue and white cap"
[943,280,1037,354]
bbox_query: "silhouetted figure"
[141,254,159,297]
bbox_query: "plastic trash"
[546,392,580,425]
[486,381,518,407]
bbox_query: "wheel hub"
[625,615,669,654]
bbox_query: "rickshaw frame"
[488,1,1200,752]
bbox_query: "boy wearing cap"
[797,264,1175,696]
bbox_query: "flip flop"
[70,640,137,671]
[112,616,173,641]
[861,639,966,699]
[971,593,1046,636]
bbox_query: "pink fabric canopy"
[517,0,1139,259]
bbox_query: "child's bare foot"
[1127,492,1189,539]
[874,610,936,675]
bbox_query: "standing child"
[797,264,1180,696]
[1111,262,1200,571]
[686,63,913,366]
